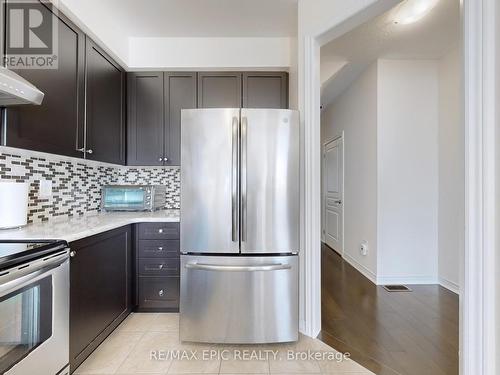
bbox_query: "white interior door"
[323,137,343,253]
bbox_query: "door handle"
[241,116,248,242]
[231,116,239,242]
[185,263,291,272]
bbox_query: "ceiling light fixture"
[392,0,439,25]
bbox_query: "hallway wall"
[321,62,379,281]
[377,59,439,284]
[321,56,462,289]
[437,46,463,293]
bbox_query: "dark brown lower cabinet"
[134,223,180,312]
[138,276,180,310]
[69,226,132,373]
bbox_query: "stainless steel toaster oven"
[101,185,167,211]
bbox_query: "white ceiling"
[82,0,298,38]
[320,0,460,106]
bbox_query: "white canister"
[0,182,29,229]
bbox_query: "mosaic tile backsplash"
[0,147,180,224]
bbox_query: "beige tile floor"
[74,313,374,375]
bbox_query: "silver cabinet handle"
[164,157,168,162]
[157,247,163,251]
[76,147,85,153]
[86,149,93,154]
[158,157,163,162]
[69,250,77,258]
[158,228,164,233]
[158,289,164,297]
[185,263,291,272]
[231,116,240,242]
[241,116,248,242]
[145,264,164,271]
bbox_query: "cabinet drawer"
[138,223,179,240]
[138,240,179,258]
[138,276,179,309]
[138,258,180,276]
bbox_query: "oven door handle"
[0,251,69,298]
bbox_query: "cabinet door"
[197,72,242,108]
[127,72,164,166]
[85,37,126,165]
[70,226,132,371]
[242,72,288,109]
[164,72,197,166]
[3,2,85,158]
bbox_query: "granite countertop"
[0,210,180,243]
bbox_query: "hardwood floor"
[319,243,459,375]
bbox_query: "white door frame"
[321,134,344,255]
[299,0,498,373]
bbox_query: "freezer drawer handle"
[185,263,291,272]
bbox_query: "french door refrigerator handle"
[231,115,239,242]
[241,116,248,242]
[185,263,292,272]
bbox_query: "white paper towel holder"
[0,181,29,230]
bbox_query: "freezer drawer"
[180,255,298,344]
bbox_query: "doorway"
[322,136,343,254]
[317,0,461,373]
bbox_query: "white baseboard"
[299,319,306,335]
[341,254,458,294]
[438,277,460,294]
[342,253,377,283]
[376,275,438,285]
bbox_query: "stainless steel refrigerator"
[180,108,299,344]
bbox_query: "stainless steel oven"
[0,241,69,375]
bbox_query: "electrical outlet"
[39,179,52,199]
[360,241,368,256]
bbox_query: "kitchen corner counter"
[0,210,180,243]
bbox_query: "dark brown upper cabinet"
[85,37,126,165]
[127,72,165,166]
[127,70,288,166]
[127,72,196,166]
[243,72,288,109]
[2,2,85,158]
[197,72,242,108]
[164,72,197,166]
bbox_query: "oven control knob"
[69,250,77,258]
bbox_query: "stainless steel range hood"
[0,67,44,106]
